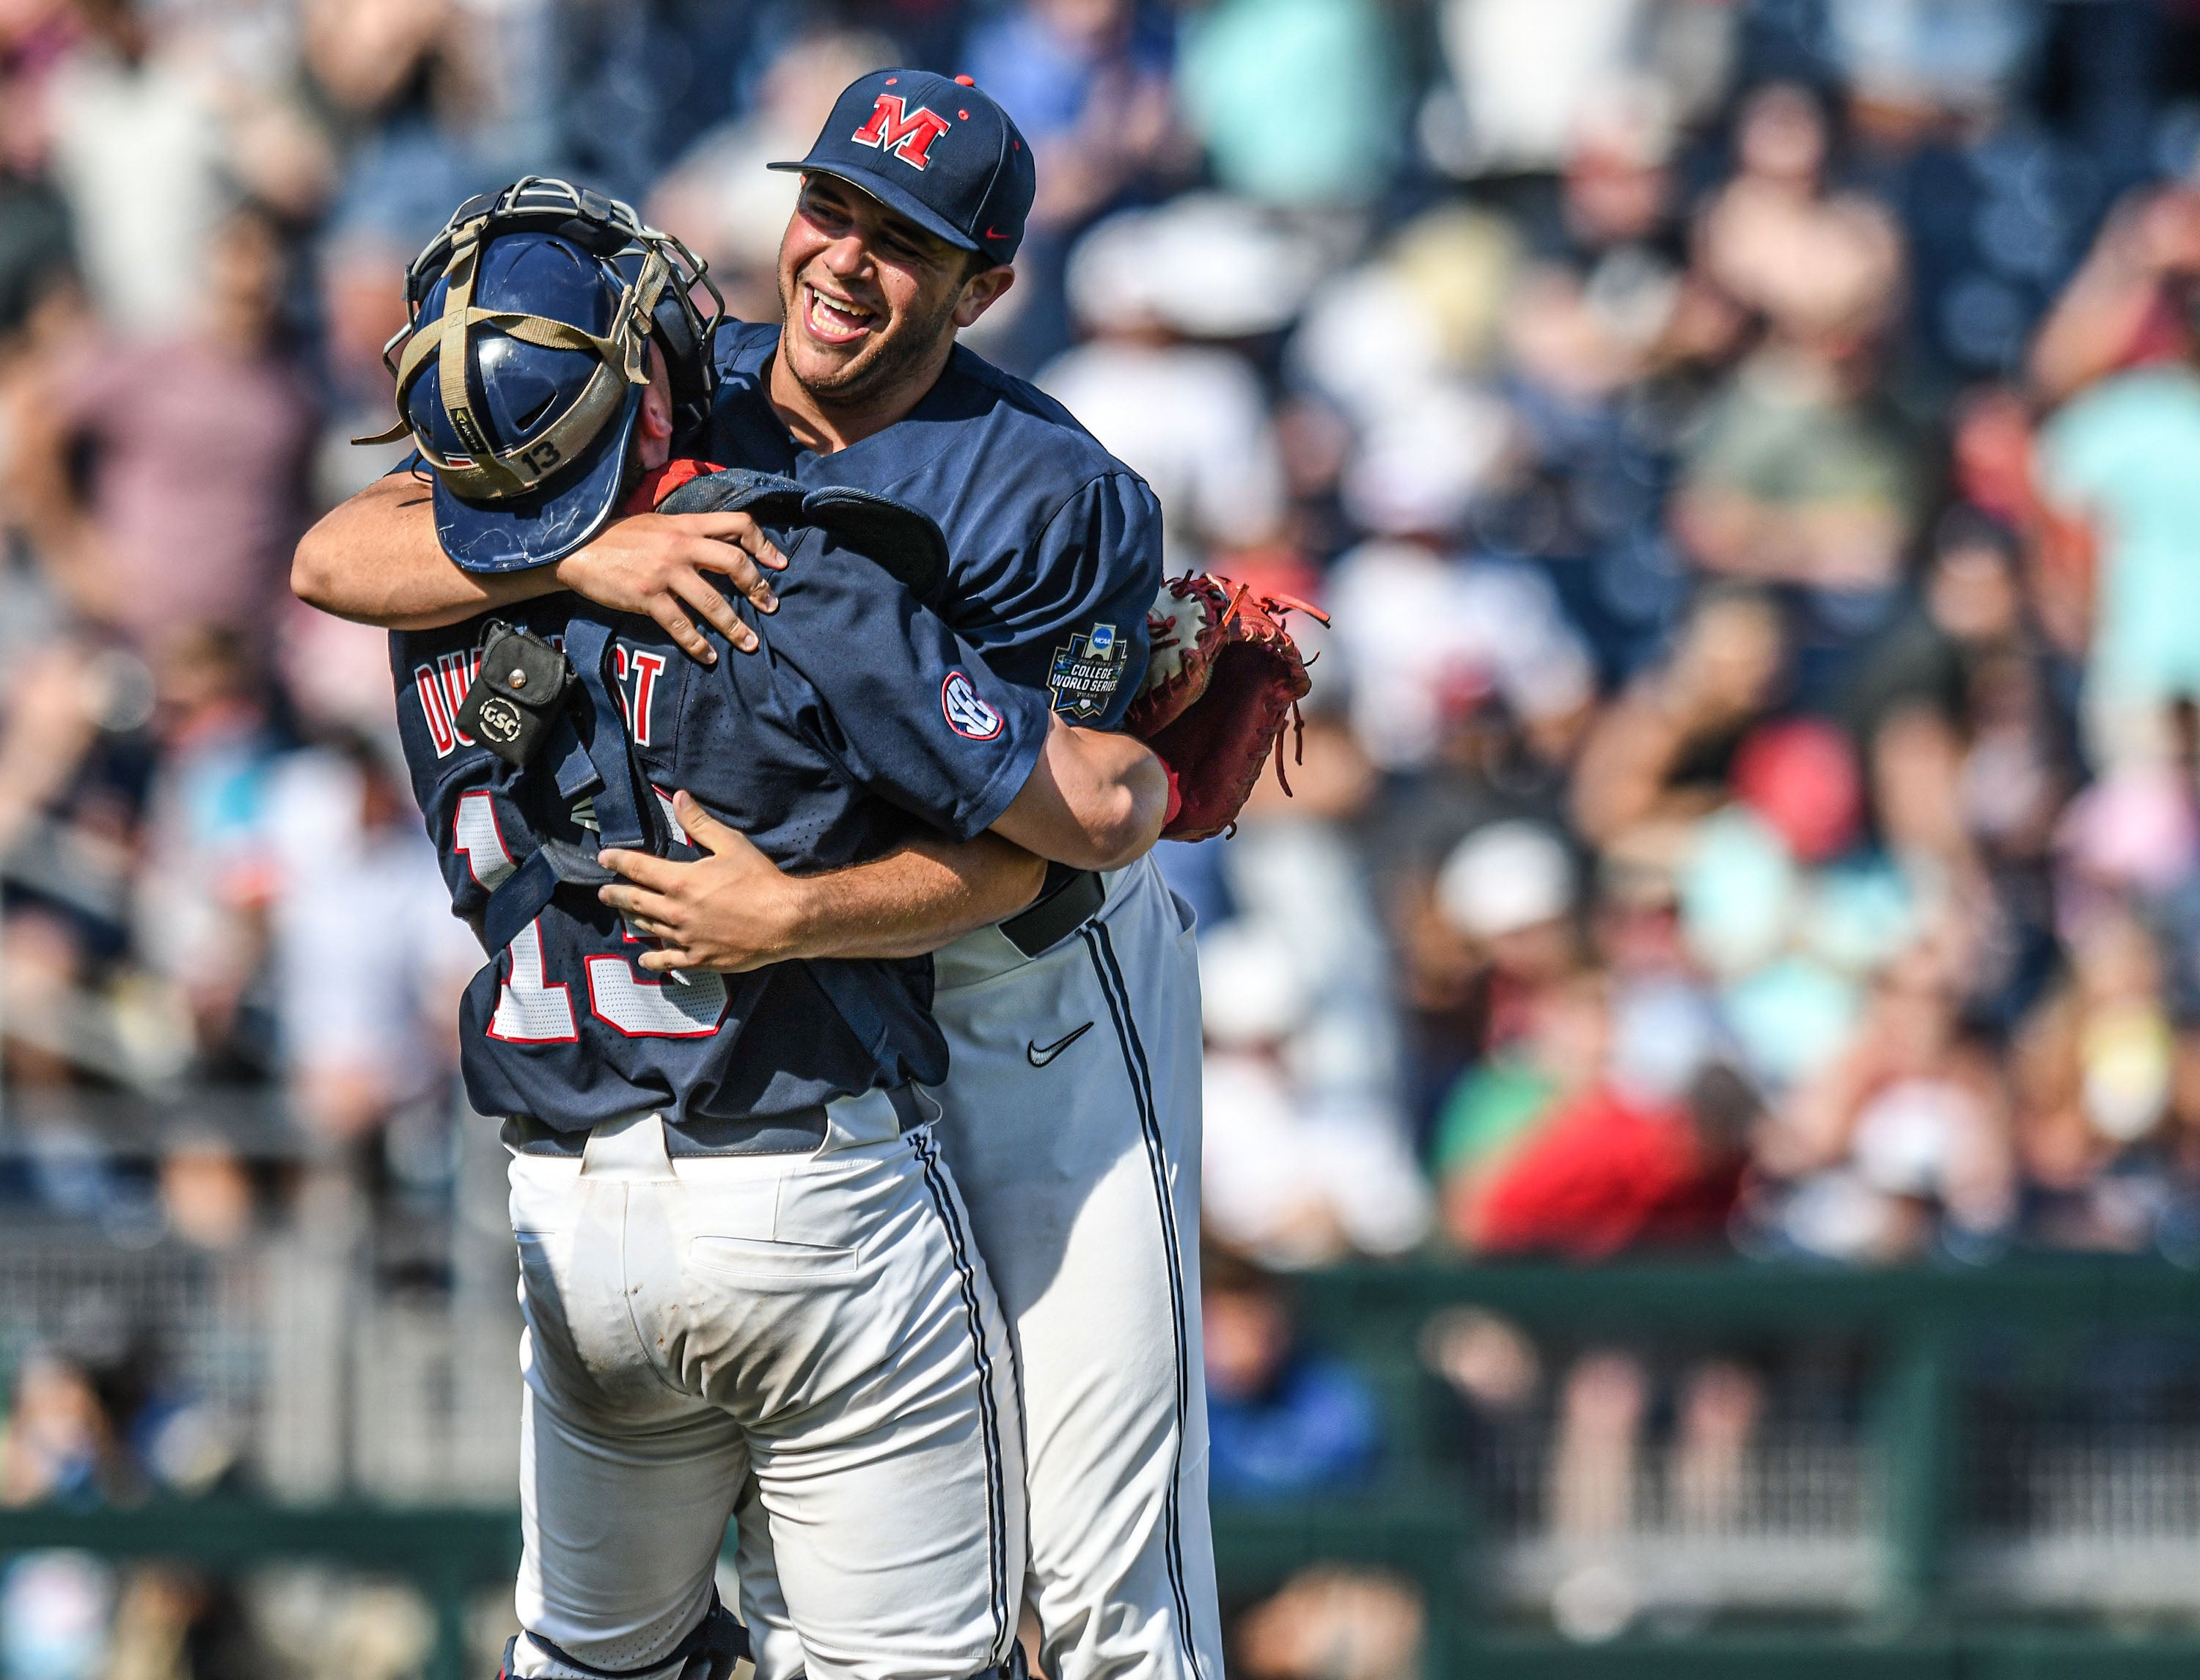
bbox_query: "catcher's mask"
[359,177,725,574]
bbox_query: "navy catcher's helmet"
[359,177,723,573]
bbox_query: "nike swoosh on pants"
[1025,1021,1095,1066]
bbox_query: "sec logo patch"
[942,671,1005,741]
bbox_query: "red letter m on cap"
[850,95,953,170]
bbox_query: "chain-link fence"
[0,1093,521,1508]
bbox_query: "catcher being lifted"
[1128,571,1328,842]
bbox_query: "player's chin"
[787,333,885,394]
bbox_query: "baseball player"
[295,74,1316,1680]
[342,187,1175,1680]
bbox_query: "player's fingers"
[661,510,788,571]
[672,789,747,858]
[596,849,684,892]
[643,593,719,666]
[596,881,678,926]
[676,535,779,615]
[670,570,758,653]
[637,946,700,973]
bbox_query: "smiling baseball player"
[296,73,1243,1680]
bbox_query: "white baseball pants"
[505,1091,1025,1680]
[739,856,1221,1680]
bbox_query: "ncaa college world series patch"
[1049,621,1128,720]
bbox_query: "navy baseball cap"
[770,69,1035,265]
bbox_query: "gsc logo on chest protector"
[941,670,1005,741]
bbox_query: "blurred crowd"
[1145,0,2200,1282]
[7,0,2200,1373]
[15,2,2200,1662]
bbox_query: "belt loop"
[821,1086,908,1153]
[579,1113,675,1179]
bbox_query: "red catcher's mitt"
[1125,572,1328,841]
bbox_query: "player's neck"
[766,335,956,455]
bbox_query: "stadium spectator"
[1041,198,1303,565]
[1175,0,1401,210]
[1202,1250,1382,1500]
[4,204,312,656]
[2035,289,2200,772]
[1231,1566,1421,1680]
[264,732,477,1142]
[962,0,1184,234]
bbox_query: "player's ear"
[634,342,676,471]
[639,342,676,441]
[953,264,1016,330]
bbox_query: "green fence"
[7,1259,2200,1680]
[1270,1257,2200,1676]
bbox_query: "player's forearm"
[292,474,562,628]
[989,719,1167,873]
[780,832,1046,961]
[604,797,1044,973]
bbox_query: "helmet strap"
[355,231,673,502]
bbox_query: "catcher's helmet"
[360,177,724,574]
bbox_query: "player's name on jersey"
[413,634,669,759]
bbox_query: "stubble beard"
[782,265,961,415]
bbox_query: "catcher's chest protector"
[385,464,1048,1133]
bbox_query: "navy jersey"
[390,505,1049,1131]
[707,321,1162,728]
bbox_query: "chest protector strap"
[475,617,671,955]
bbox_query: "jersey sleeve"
[983,471,1164,730]
[768,541,1053,843]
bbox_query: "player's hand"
[597,791,812,972]
[551,512,788,664]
